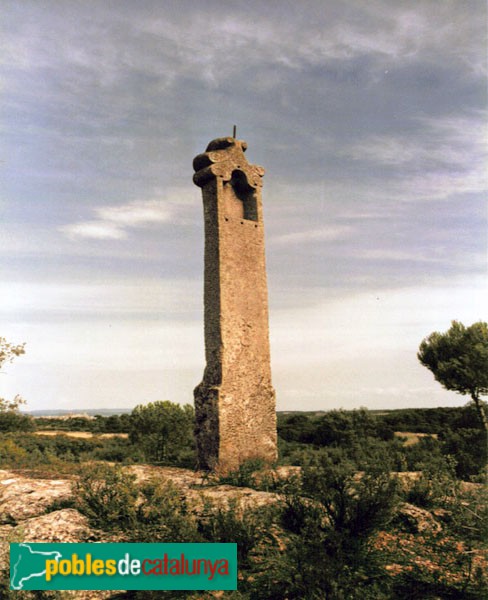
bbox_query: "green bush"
[405,455,458,508]
[0,412,34,432]
[199,498,275,571]
[73,465,201,542]
[73,463,138,530]
[0,432,141,472]
[403,435,443,471]
[441,427,487,479]
[0,433,98,466]
[0,438,29,466]
[250,450,399,599]
[277,437,318,466]
[130,478,199,543]
[129,401,196,466]
[217,458,267,488]
[91,437,140,463]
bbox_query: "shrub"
[441,427,487,479]
[91,437,140,463]
[130,478,199,543]
[129,401,196,466]
[73,466,201,542]
[403,435,443,471]
[251,449,399,599]
[217,458,267,488]
[405,455,458,508]
[0,412,34,433]
[0,438,29,466]
[73,463,138,530]
[198,498,275,571]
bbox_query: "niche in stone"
[228,169,258,222]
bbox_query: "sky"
[1,0,486,413]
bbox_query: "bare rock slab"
[0,469,72,523]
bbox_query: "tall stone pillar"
[193,137,277,472]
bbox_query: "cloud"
[3,1,484,103]
[1,1,485,412]
[267,276,487,409]
[5,276,484,411]
[0,278,202,323]
[271,225,353,245]
[334,111,488,201]
[96,200,172,226]
[60,199,174,240]
[356,249,442,263]
[342,112,487,167]
[60,221,126,240]
[270,277,487,365]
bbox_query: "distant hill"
[24,408,133,417]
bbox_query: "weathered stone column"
[193,137,277,472]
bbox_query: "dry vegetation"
[0,402,486,599]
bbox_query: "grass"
[394,431,439,446]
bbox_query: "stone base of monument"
[194,381,277,474]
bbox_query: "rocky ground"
[1,467,484,599]
[0,466,285,599]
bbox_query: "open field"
[34,430,128,439]
[394,431,439,446]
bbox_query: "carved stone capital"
[193,137,265,188]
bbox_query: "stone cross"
[193,137,277,472]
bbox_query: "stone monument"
[193,136,277,472]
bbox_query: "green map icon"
[10,543,61,590]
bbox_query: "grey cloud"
[1,1,486,381]
[60,199,175,240]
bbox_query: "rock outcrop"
[0,465,281,599]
